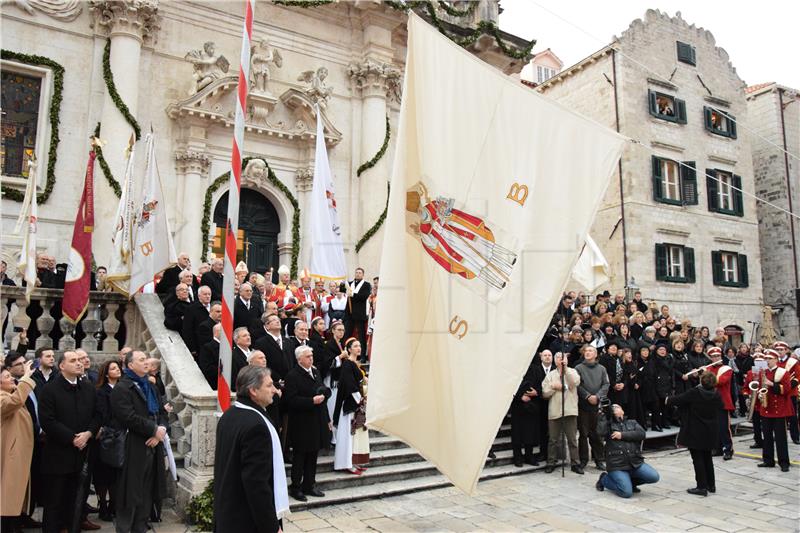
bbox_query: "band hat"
[763,349,779,359]
[706,346,722,357]
[773,341,789,350]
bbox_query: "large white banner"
[16,159,38,301]
[130,132,177,295]
[366,13,626,493]
[107,139,136,295]
[308,106,346,280]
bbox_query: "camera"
[599,397,613,419]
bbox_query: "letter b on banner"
[140,241,154,256]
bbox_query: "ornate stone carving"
[175,150,210,177]
[295,168,313,192]
[3,0,82,21]
[248,92,278,125]
[297,67,333,109]
[89,0,161,42]
[184,41,230,95]
[348,59,401,101]
[249,38,282,96]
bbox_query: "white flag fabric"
[308,105,346,280]
[571,234,610,291]
[366,13,626,493]
[130,132,177,295]
[15,159,38,301]
[107,141,137,295]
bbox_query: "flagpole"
[218,0,254,411]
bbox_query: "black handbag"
[99,427,127,468]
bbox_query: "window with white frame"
[667,245,684,279]
[662,159,680,202]
[717,171,733,211]
[721,252,738,284]
[0,60,52,186]
[537,66,556,83]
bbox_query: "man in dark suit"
[164,283,191,331]
[38,351,101,532]
[214,366,284,533]
[111,350,169,532]
[197,302,222,348]
[231,327,252,393]
[234,282,263,333]
[200,258,224,301]
[199,323,221,390]
[283,345,329,501]
[346,268,371,359]
[31,346,59,393]
[287,320,311,369]
[182,286,212,356]
[156,252,194,295]
[253,314,291,384]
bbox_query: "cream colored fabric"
[571,234,610,291]
[366,13,626,493]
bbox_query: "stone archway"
[213,188,280,275]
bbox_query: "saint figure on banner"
[405,181,516,291]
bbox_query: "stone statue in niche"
[249,38,283,95]
[297,67,333,109]
[185,41,230,94]
[243,158,268,186]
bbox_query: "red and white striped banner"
[218,0,255,411]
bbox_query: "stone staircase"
[288,422,544,511]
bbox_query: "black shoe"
[595,461,606,471]
[780,465,790,472]
[757,462,775,468]
[571,465,584,475]
[306,488,325,497]
[544,464,556,473]
[290,490,307,502]
[687,488,708,497]
[513,459,524,468]
[488,451,497,459]
[792,440,800,445]
[19,516,42,528]
[723,452,733,461]
[524,457,539,466]
[632,486,641,493]
[595,472,606,491]
[711,450,723,457]
[749,443,762,449]
[652,426,663,432]
[662,424,671,429]
[708,486,716,493]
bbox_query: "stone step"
[289,449,544,511]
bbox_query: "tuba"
[747,370,768,421]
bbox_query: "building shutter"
[728,113,737,138]
[711,251,723,285]
[652,156,664,201]
[655,244,668,281]
[704,106,713,132]
[732,174,744,216]
[706,169,718,212]
[675,98,687,124]
[684,247,696,283]
[681,161,698,205]
[648,90,658,117]
[677,41,696,65]
[738,254,749,288]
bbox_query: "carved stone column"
[90,0,160,266]
[348,58,400,264]
[175,150,211,264]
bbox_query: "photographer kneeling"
[595,403,660,498]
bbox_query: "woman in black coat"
[637,346,659,430]
[510,358,541,467]
[667,372,724,496]
[652,344,674,429]
[687,340,709,387]
[616,323,639,353]
[94,361,122,522]
[622,350,646,430]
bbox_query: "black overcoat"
[213,397,280,533]
[38,374,99,475]
[510,360,542,446]
[110,376,168,509]
[284,365,329,451]
[333,359,362,425]
[668,386,723,450]
[182,301,210,354]
[198,339,220,390]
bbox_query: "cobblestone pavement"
[283,434,799,533]
[45,433,799,532]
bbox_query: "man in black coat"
[231,327,252,392]
[283,345,329,501]
[200,258,224,301]
[182,286,212,356]
[234,282,263,333]
[155,252,194,295]
[531,350,555,463]
[345,268,371,357]
[38,351,100,532]
[197,302,222,348]
[163,283,191,331]
[286,320,311,370]
[199,323,221,390]
[111,350,169,532]
[214,366,285,533]
[253,314,291,384]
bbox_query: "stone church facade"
[1,0,528,279]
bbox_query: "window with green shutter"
[652,156,696,206]
[676,41,696,65]
[648,90,687,124]
[707,168,744,216]
[712,250,748,288]
[703,106,737,138]
[655,243,695,283]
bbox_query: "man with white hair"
[156,252,195,295]
[231,327,251,392]
[183,285,213,356]
[201,258,224,301]
[164,283,191,331]
[178,269,196,302]
[234,282,263,332]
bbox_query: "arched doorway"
[213,188,280,274]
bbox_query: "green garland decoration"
[0,50,64,204]
[436,0,476,17]
[102,39,141,141]
[356,116,390,178]
[186,479,214,531]
[201,157,301,278]
[273,0,335,6]
[92,123,122,198]
[355,182,390,253]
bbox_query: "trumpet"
[685,359,722,377]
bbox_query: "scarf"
[124,369,160,415]
[233,401,290,519]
